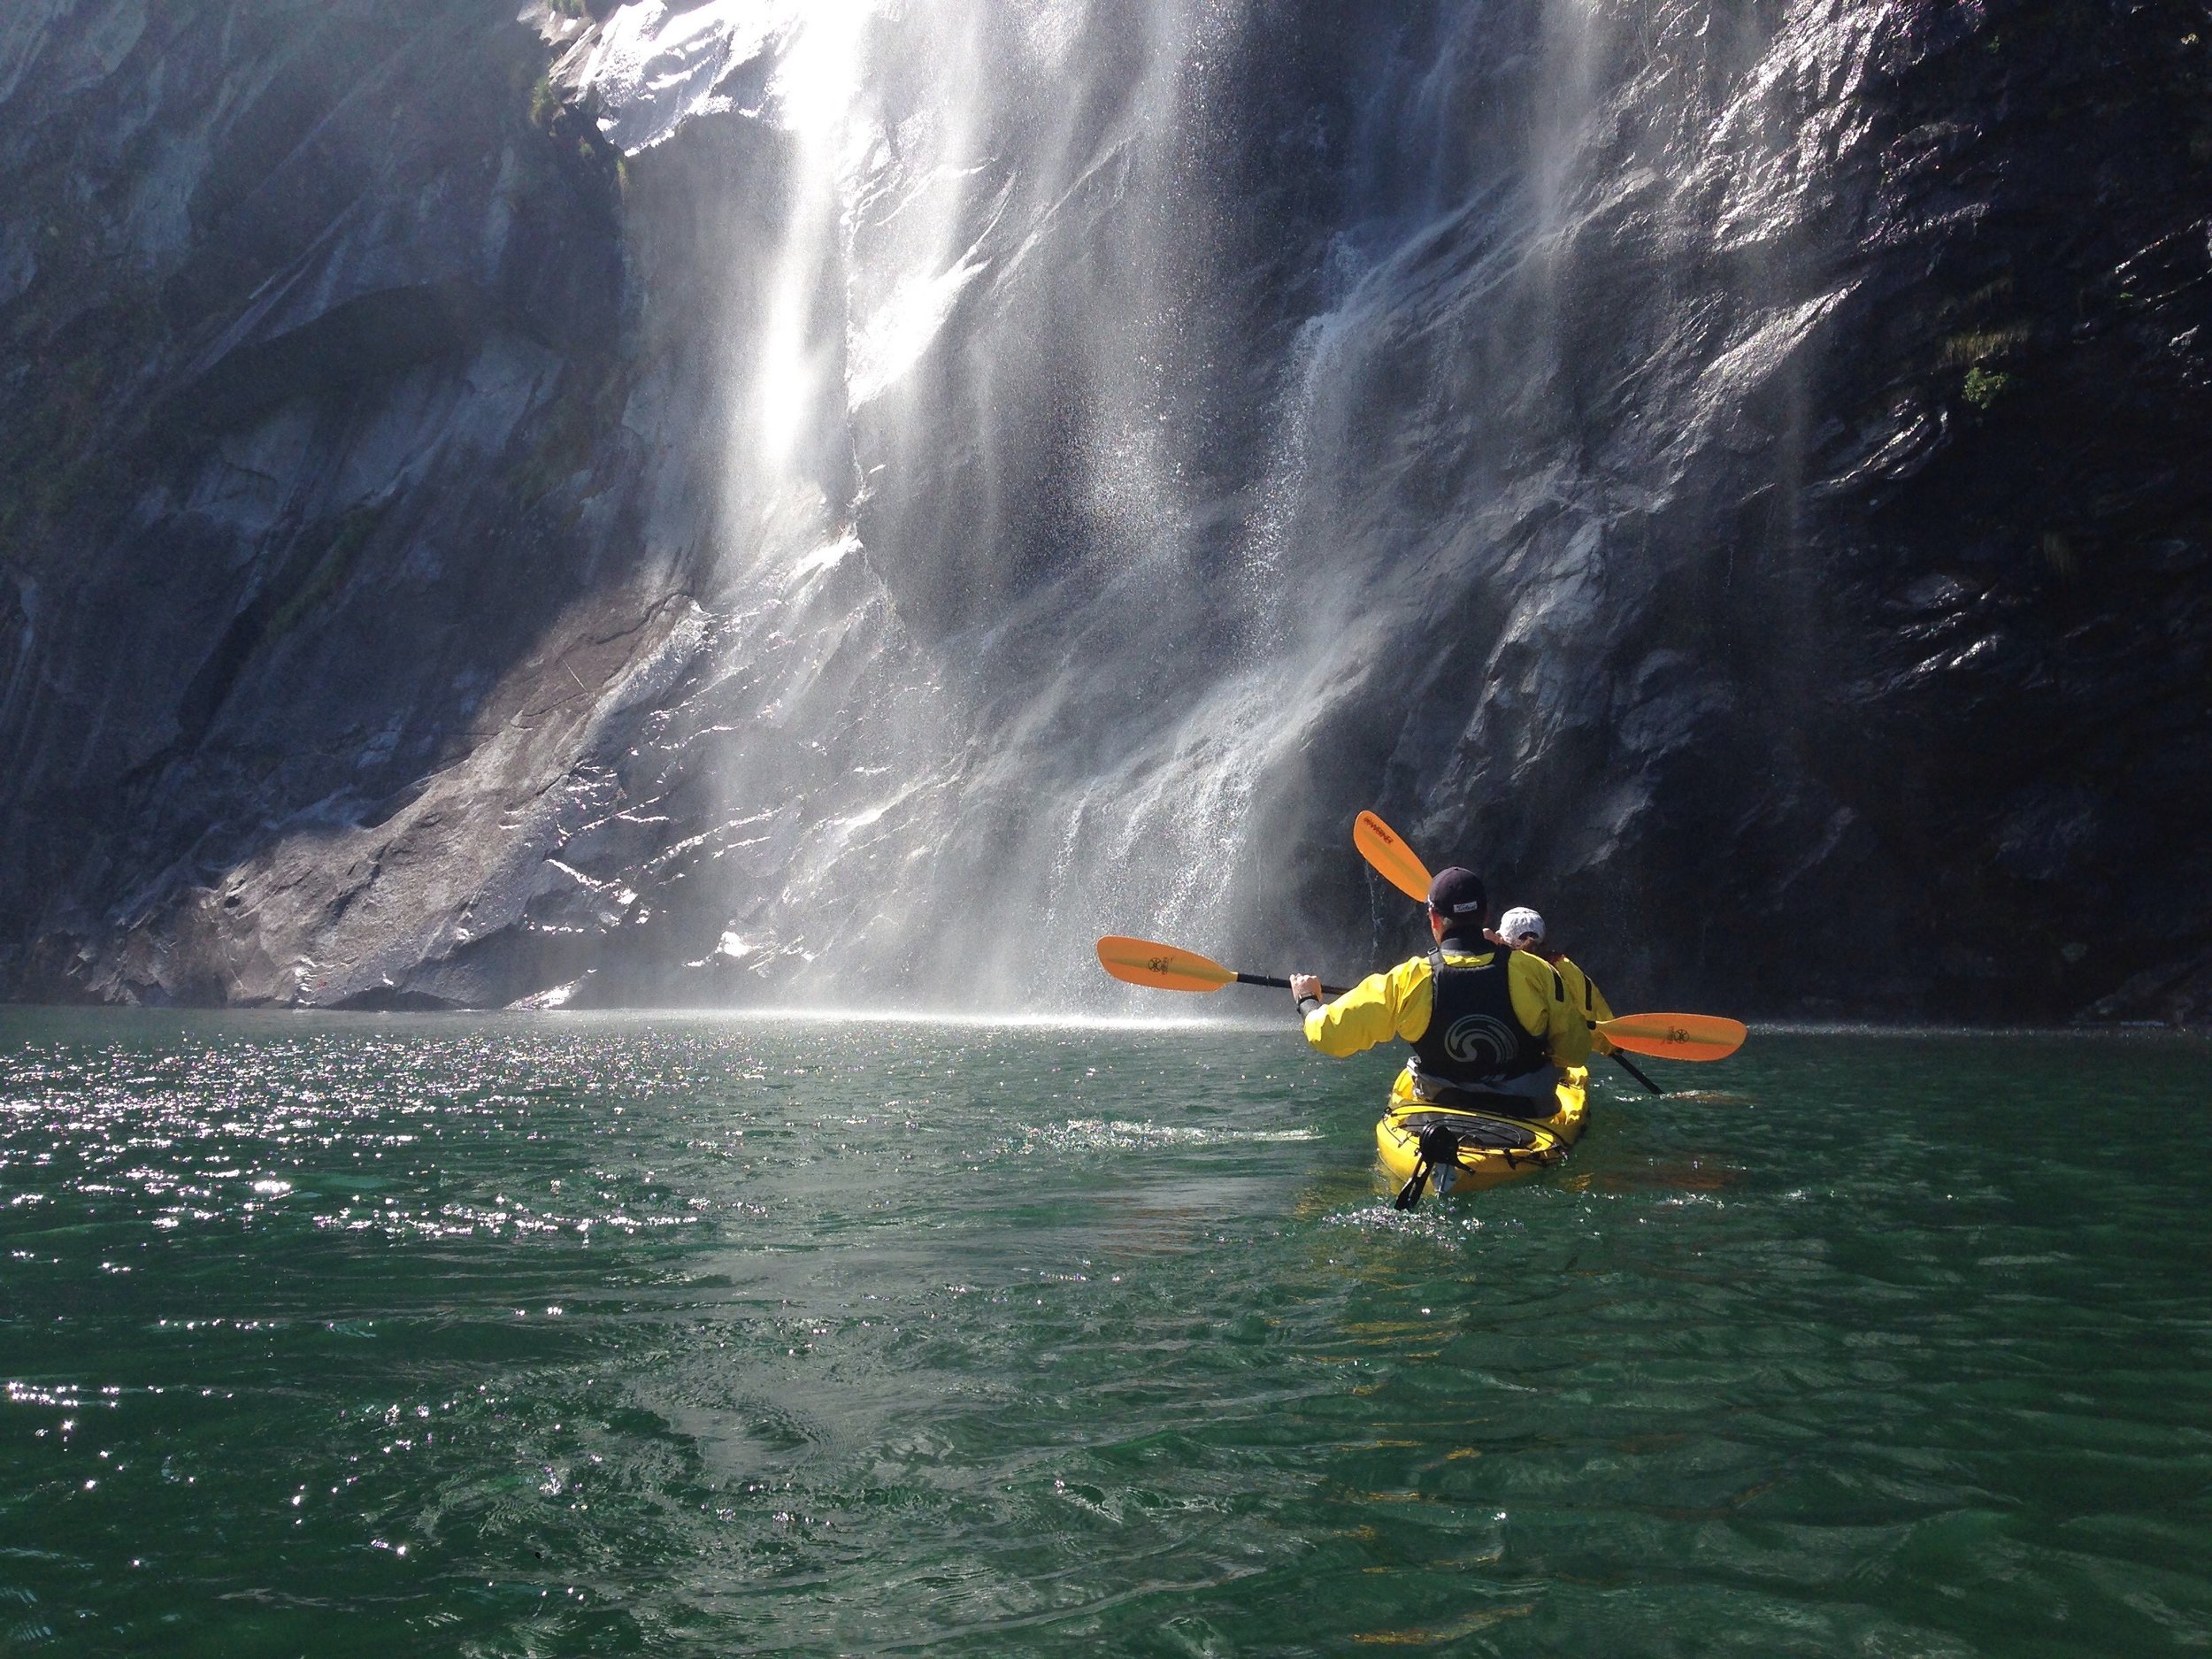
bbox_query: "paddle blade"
[1095,936,1236,995]
[1597,1013,1747,1062]
[1355,810,1432,903]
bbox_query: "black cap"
[1426,866,1486,923]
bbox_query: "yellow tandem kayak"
[1374,1067,1589,1195]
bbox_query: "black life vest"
[1408,944,1551,1093]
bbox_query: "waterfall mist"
[549,0,1829,1013]
[551,0,1332,1010]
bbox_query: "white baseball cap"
[1497,906,1545,946]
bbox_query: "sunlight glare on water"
[1,1010,2208,1655]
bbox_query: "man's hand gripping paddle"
[1352,811,1747,1083]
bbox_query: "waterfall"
[545,0,1805,1012]
[557,0,1325,1009]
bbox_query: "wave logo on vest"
[1441,1014,1521,1070]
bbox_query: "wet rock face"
[1732,0,2212,1018]
[0,0,2206,1020]
[0,0,666,1008]
[1271,0,2212,1023]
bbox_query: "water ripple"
[0,1013,2208,1655]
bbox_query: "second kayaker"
[1287,867,1592,1111]
[1488,905,1618,1056]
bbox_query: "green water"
[1,1012,2208,1656]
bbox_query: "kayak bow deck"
[1374,1067,1589,1195]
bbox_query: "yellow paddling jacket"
[1549,955,1617,1054]
[1302,945,1594,1068]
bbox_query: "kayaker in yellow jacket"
[1489,905,1617,1056]
[1288,867,1592,1112]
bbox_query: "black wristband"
[1296,995,1322,1015]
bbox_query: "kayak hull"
[1374,1067,1589,1194]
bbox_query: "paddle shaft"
[1610,1051,1662,1094]
[1238,972,1351,997]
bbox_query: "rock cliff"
[0,0,2205,1021]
